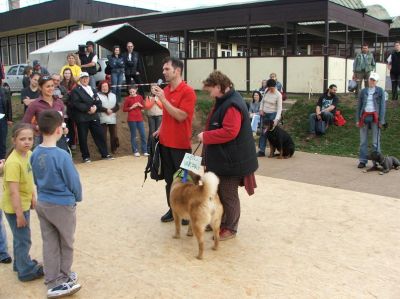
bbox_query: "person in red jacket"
[123,85,148,157]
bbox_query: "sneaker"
[47,282,81,298]
[160,209,174,222]
[134,152,140,157]
[357,162,366,169]
[143,152,150,157]
[0,256,12,264]
[257,151,265,157]
[83,158,91,163]
[103,154,114,160]
[68,272,78,284]
[219,228,236,241]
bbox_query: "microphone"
[157,79,163,86]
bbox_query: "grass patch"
[283,94,400,158]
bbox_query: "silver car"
[2,64,28,94]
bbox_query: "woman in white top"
[257,79,283,156]
[98,81,119,154]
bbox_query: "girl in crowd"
[22,66,33,89]
[144,87,163,153]
[22,76,69,152]
[107,45,125,103]
[123,85,148,157]
[258,79,283,157]
[249,90,262,132]
[259,79,268,94]
[198,71,258,241]
[60,68,78,150]
[1,123,44,281]
[60,53,82,82]
[98,81,119,154]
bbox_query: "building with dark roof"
[0,0,154,65]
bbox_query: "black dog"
[263,119,295,159]
[367,151,400,175]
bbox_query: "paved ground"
[0,154,399,299]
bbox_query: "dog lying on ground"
[263,119,295,159]
[170,170,223,260]
[366,151,400,175]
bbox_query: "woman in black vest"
[198,71,258,241]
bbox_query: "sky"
[0,0,399,16]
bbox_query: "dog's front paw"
[173,234,180,239]
[186,231,193,237]
[196,254,203,260]
[212,245,218,251]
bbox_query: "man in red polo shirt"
[152,57,196,223]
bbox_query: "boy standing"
[31,110,82,298]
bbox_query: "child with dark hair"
[249,90,262,132]
[31,110,82,298]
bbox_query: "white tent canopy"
[29,23,169,82]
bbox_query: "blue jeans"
[5,211,42,281]
[0,118,7,159]
[309,111,334,134]
[89,76,96,90]
[128,121,147,154]
[0,211,10,260]
[147,115,162,152]
[250,114,261,132]
[258,112,277,153]
[111,72,124,103]
[359,123,381,164]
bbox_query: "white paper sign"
[180,153,202,174]
[0,114,5,120]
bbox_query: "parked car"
[2,64,28,94]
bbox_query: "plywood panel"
[186,59,214,90]
[328,57,346,93]
[287,57,324,93]
[217,58,247,91]
[250,57,284,91]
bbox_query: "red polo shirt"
[159,81,196,149]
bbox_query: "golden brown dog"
[170,171,223,260]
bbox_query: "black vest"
[205,89,258,177]
[79,52,96,75]
[390,51,400,74]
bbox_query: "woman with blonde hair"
[198,70,258,241]
[60,53,82,81]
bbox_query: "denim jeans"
[5,211,42,281]
[0,118,7,159]
[359,123,380,164]
[147,115,162,152]
[111,72,124,103]
[250,114,261,132]
[89,76,96,90]
[258,112,277,153]
[309,111,333,134]
[0,211,10,260]
[128,121,147,154]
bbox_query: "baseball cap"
[79,72,89,78]
[369,72,379,81]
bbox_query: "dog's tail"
[201,172,220,199]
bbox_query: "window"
[9,36,17,65]
[68,25,80,33]
[200,42,208,58]
[47,29,56,44]
[18,35,26,63]
[18,66,25,75]
[210,43,216,58]
[7,65,18,75]
[220,43,232,58]
[192,41,199,58]
[37,31,45,49]
[27,33,36,54]
[57,27,68,39]
[1,38,8,65]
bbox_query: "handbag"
[348,80,357,93]
[334,110,346,126]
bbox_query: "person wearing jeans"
[0,211,11,263]
[144,94,163,153]
[123,85,148,156]
[356,72,386,169]
[108,45,125,103]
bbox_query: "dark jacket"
[390,51,400,74]
[356,86,386,125]
[205,89,258,177]
[79,52,97,75]
[107,55,125,73]
[70,85,105,123]
[0,87,12,121]
[122,51,141,76]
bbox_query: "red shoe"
[219,228,236,241]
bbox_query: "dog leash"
[177,141,203,183]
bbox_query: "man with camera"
[79,41,98,89]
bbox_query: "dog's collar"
[173,169,194,183]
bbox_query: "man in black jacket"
[0,87,12,159]
[387,41,400,101]
[70,72,112,163]
[123,42,143,94]
[79,41,98,90]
